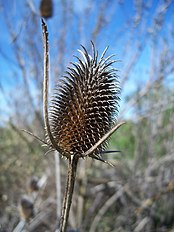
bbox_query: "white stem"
[13,220,26,232]
[54,151,61,218]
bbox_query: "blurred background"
[0,0,174,231]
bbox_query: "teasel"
[40,0,53,19]
[48,44,120,161]
[42,20,125,232]
[19,196,34,221]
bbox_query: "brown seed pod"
[28,176,39,193]
[48,42,120,159]
[19,195,34,220]
[40,0,53,19]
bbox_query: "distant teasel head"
[48,42,120,159]
[40,0,53,19]
[19,195,34,221]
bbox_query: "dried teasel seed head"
[40,0,53,19]
[19,195,34,220]
[48,42,120,159]
[28,176,39,193]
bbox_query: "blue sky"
[0,0,174,122]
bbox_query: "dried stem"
[54,151,61,218]
[41,19,61,153]
[59,156,79,232]
[89,186,125,232]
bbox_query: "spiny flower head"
[49,42,120,159]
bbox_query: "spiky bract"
[49,43,120,159]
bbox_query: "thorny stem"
[59,156,79,232]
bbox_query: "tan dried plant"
[41,19,125,232]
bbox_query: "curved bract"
[49,42,120,158]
